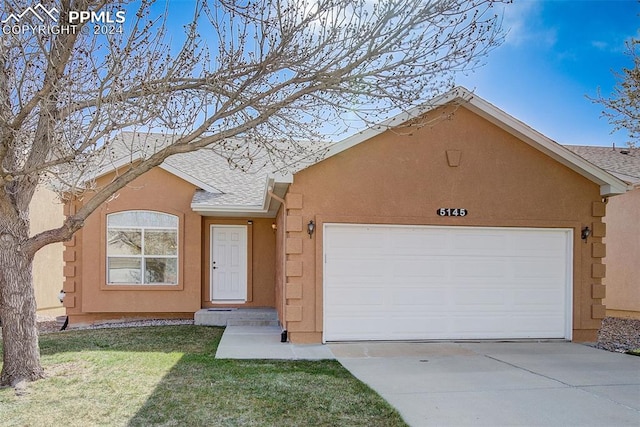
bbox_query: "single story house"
[564,145,640,319]
[62,87,629,343]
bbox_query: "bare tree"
[0,0,505,386]
[591,38,640,147]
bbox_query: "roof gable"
[89,88,629,215]
[93,133,292,217]
[313,87,629,197]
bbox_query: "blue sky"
[145,0,638,147]
[458,0,639,148]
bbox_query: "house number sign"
[437,208,468,217]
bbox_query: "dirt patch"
[45,361,88,379]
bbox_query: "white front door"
[211,225,247,302]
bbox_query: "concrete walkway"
[215,326,640,426]
[214,325,335,360]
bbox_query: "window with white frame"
[106,211,178,285]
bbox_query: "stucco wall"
[30,185,65,317]
[63,166,278,325]
[604,187,640,318]
[64,167,202,323]
[275,207,285,325]
[282,106,607,343]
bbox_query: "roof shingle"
[564,145,640,184]
[103,133,272,209]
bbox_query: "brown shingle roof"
[563,145,640,185]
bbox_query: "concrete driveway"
[329,342,640,426]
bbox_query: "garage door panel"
[391,231,449,254]
[327,227,386,247]
[453,260,507,278]
[391,288,449,305]
[389,318,446,337]
[324,225,572,341]
[510,232,568,254]
[325,288,385,306]
[452,315,510,334]
[507,316,565,338]
[513,259,566,278]
[452,233,507,254]
[514,288,565,304]
[392,260,447,278]
[326,258,387,278]
[451,288,513,305]
[325,315,389,338]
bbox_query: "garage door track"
[329,341,640,426]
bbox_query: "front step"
[194,308,280,327]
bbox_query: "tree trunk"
[0,218,44,386]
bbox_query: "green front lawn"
[0,326,407,426]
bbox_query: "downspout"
[268,187,288,342]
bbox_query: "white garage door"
[323,224,572,342]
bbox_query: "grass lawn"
[0,325,407,426]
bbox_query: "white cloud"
[591,40,609,51]
[501,0,557,48]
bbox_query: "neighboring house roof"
[564,145,640,187]
[306,87,629,197]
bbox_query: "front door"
[211,225,248,302]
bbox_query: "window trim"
[104,210,181,287]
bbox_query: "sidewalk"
[214,325,335,360]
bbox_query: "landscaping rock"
[596,316,640,353]
[35,317,194,334]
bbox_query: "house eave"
[190,205,277,218]
[159,162,222,194]
[190,176,291,218]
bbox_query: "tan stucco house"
[62,88,629,343]
[564,145,640,319]
[30,185,65,318]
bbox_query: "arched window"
[106,211,178,285]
